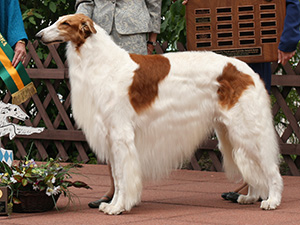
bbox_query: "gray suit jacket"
[75,0,161,35]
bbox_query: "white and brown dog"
[36,14,283,215]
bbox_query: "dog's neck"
[66,24,137,80]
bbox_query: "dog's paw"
[260,199,279,210]
[99,202,109,212]
[237,195,256,205]
[99,202,124,215]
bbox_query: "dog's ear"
[81,19,97,37]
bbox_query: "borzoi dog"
[36,14,283,215]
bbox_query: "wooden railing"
[1,41,300,176]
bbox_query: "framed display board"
[186,0,285,63]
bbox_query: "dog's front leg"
[99,126,142,215]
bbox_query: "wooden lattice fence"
[1,41,300,176]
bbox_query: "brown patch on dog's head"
[129,54,171,114]
[217,63,255,109]
[57,14,96,49]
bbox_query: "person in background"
[0,0,28,67]
[75,0,162,208]
[183,0,300,202]
[248,0,300,92]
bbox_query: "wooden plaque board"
[186,0,286,63]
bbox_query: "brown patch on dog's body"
[58,14,96,49]
[217,63,255,109]
[129,54,171,114]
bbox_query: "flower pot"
[13,191,60,213]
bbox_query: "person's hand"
[147,32,157,55]
[12,41,27,67]
[147,43,155,55]
[278,49,295,66]
[182,0,189,5]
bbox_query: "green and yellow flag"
[0,33,36,105]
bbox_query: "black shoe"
[226,192,240,203]
[221,192,230,200]
[88,195,112,208]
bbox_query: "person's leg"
[106,163,115,198]
[248,62,271,92]
[88,164,115,208]
[233,182,248,194]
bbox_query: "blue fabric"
[0,0,28,48]
[279,0,300,52]
[249,63,272,92]
[251,0,300,91]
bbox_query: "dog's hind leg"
[255,122,283,209]
[237,157,282,209]
[99,127,142,215]
[215,122,261,204]
[260,164,283,210]
[215,110,282,209]
[214,122,241,181]
[237,185,260,204]
[226,122,282,209]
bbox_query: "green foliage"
[20,0,76,41]
[290,42,300,68]
[159,0,187,51]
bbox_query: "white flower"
[12,170,22,176]
[46,186,61,196]
[33,183,39,191]
[46,187,54,196]
[51,177,56,184]
[53,186,61,195]
[9,177,17,183]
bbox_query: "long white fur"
[37,14,283,215]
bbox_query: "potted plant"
[0,157,91,213]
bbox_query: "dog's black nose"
[35,31,43,40]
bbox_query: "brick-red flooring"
[1,164,300,225]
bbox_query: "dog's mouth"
[39,39,65,45]
[35,31,65,45]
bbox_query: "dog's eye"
[61,21,70,26]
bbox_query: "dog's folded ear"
[81,20,97,38]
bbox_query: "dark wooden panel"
[16,129,86,141]
[26,69,66,79]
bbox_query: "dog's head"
[36,14,97,48]
[0,101,29,121]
